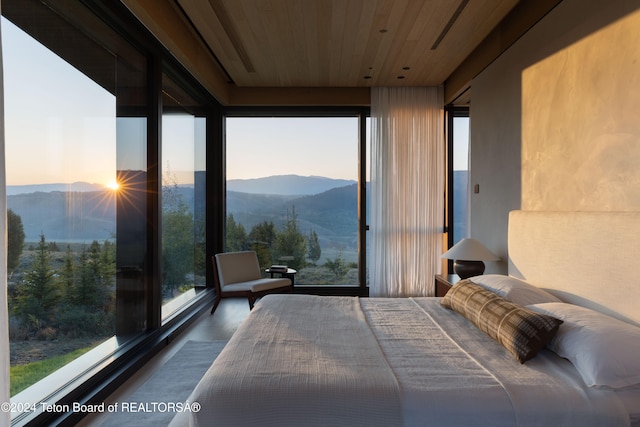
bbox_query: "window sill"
[10,288,215,427]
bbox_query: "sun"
[106,180,120,191]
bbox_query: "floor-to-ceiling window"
[446,106,470,258]
[225,113,368,290]
[3,12,121,397]
[2,1,216,424]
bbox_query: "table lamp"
[441,238,500,279]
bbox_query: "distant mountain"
[8,190,116,242]
[7,173,358,248]
[7,182,106,196]
[227,183,360,250]
[7,173,466,251]
[227,175,356,196]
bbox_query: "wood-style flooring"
[77,298,250,426]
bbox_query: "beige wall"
[522,9,640,210]
[469,0,640,273]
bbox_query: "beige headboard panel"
[508,210,640,326]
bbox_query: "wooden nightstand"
[434,274,461,297]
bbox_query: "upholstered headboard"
[508,210,640,326]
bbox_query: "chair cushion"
[223,278,291,293]
[216,251,262,285]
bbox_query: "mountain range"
[6,173,467,248]
[8,189,117,242]
[227,183,360,250]
[7,182,107,196]
[7,175,359,243]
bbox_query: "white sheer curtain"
[370,87,444,297]
[1,3,11,424]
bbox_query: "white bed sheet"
[363,297,631,427]
[176,294,632,427]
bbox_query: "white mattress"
[174,294,633,427]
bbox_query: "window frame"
[223,107,370,296]
[2,1,220,425]
[445,105,470,274]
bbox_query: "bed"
[172,211,640,426]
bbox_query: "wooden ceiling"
[175,0,518,88]
[122,0,561,106]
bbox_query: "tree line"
[225,206,354,282]
[6,197,354,344]
[225,207,321,271]
[8,209,116,340]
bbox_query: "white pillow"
[527,302,640,389]
[469,274,561,306]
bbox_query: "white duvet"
[176,294,630,427]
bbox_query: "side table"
[434,274,461,297]
[266,268,297,286]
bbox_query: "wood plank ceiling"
[174,0,519,89]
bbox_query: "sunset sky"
[2,17,468,188]
[2,17,116,187]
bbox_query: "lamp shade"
[441,238,500,261]
[441,238,500,279]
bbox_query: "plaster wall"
[469,0,640,273]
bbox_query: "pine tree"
[272,206,307,270]
[163,202,195,295]
[16,234,60,328]
[249,221,277,269]
[226,213,248,252]
[307,229,321,264]
[59,245,76,300]
[161,170,196,296]
[7,209,25,275]
[75,249,98,308]
[71,240,116,309]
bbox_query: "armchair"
[211,251,293,315]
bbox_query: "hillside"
[7,172,468,261]
[227,183,359,248]
[7,173,465,249]
[8,190,116,242]
[7,175,358,244]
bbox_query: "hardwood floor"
[77,298,250,426]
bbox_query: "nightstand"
[434,274,461,297]
[265,268,297,286]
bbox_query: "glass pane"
[452,116,470,244]
[161,75,206,318]
[115,118,147,336]
[226,117,359,286]
[3,17,117,394]
[3,0,149,412]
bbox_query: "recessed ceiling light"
[397,76,405,79]
[402,66,410,71]
[379,29,388,33]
